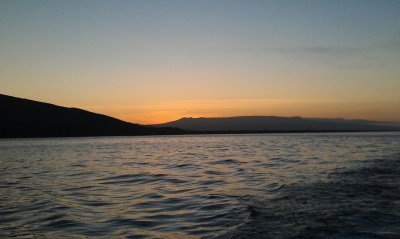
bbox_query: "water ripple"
[0,132,399,238]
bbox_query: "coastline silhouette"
[0,94,183,138]
[1,93,399,138]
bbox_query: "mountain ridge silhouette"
[0,94,183,138]
[153,116,400,132]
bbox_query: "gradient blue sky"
[1,0,399,123]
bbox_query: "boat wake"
[217,155,400,239]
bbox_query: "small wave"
[39,219,87,230]
[105,218,161,229]
[80,200,115,207]
[208,159,242,165]
[98,173,153,181]
[200,203,226,211]
[97,173,190,186]
[204,170,226,175]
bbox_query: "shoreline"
[1,129,399,139]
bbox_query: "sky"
[1,0,400,124]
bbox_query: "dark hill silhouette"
[0,94,183,138]
[153,116,400,132]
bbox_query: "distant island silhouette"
[1,93,399,138]
[154,116,400,132]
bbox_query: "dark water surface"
[1,132,399,238]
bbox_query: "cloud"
[224,41,400,70]
[229,46,361,56]
[226,40,400,54]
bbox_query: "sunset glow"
[1,1,399,124]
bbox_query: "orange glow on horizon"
[81,99,400,125]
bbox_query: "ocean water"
[0,132,399,239]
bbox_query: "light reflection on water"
[0,132,399,238]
